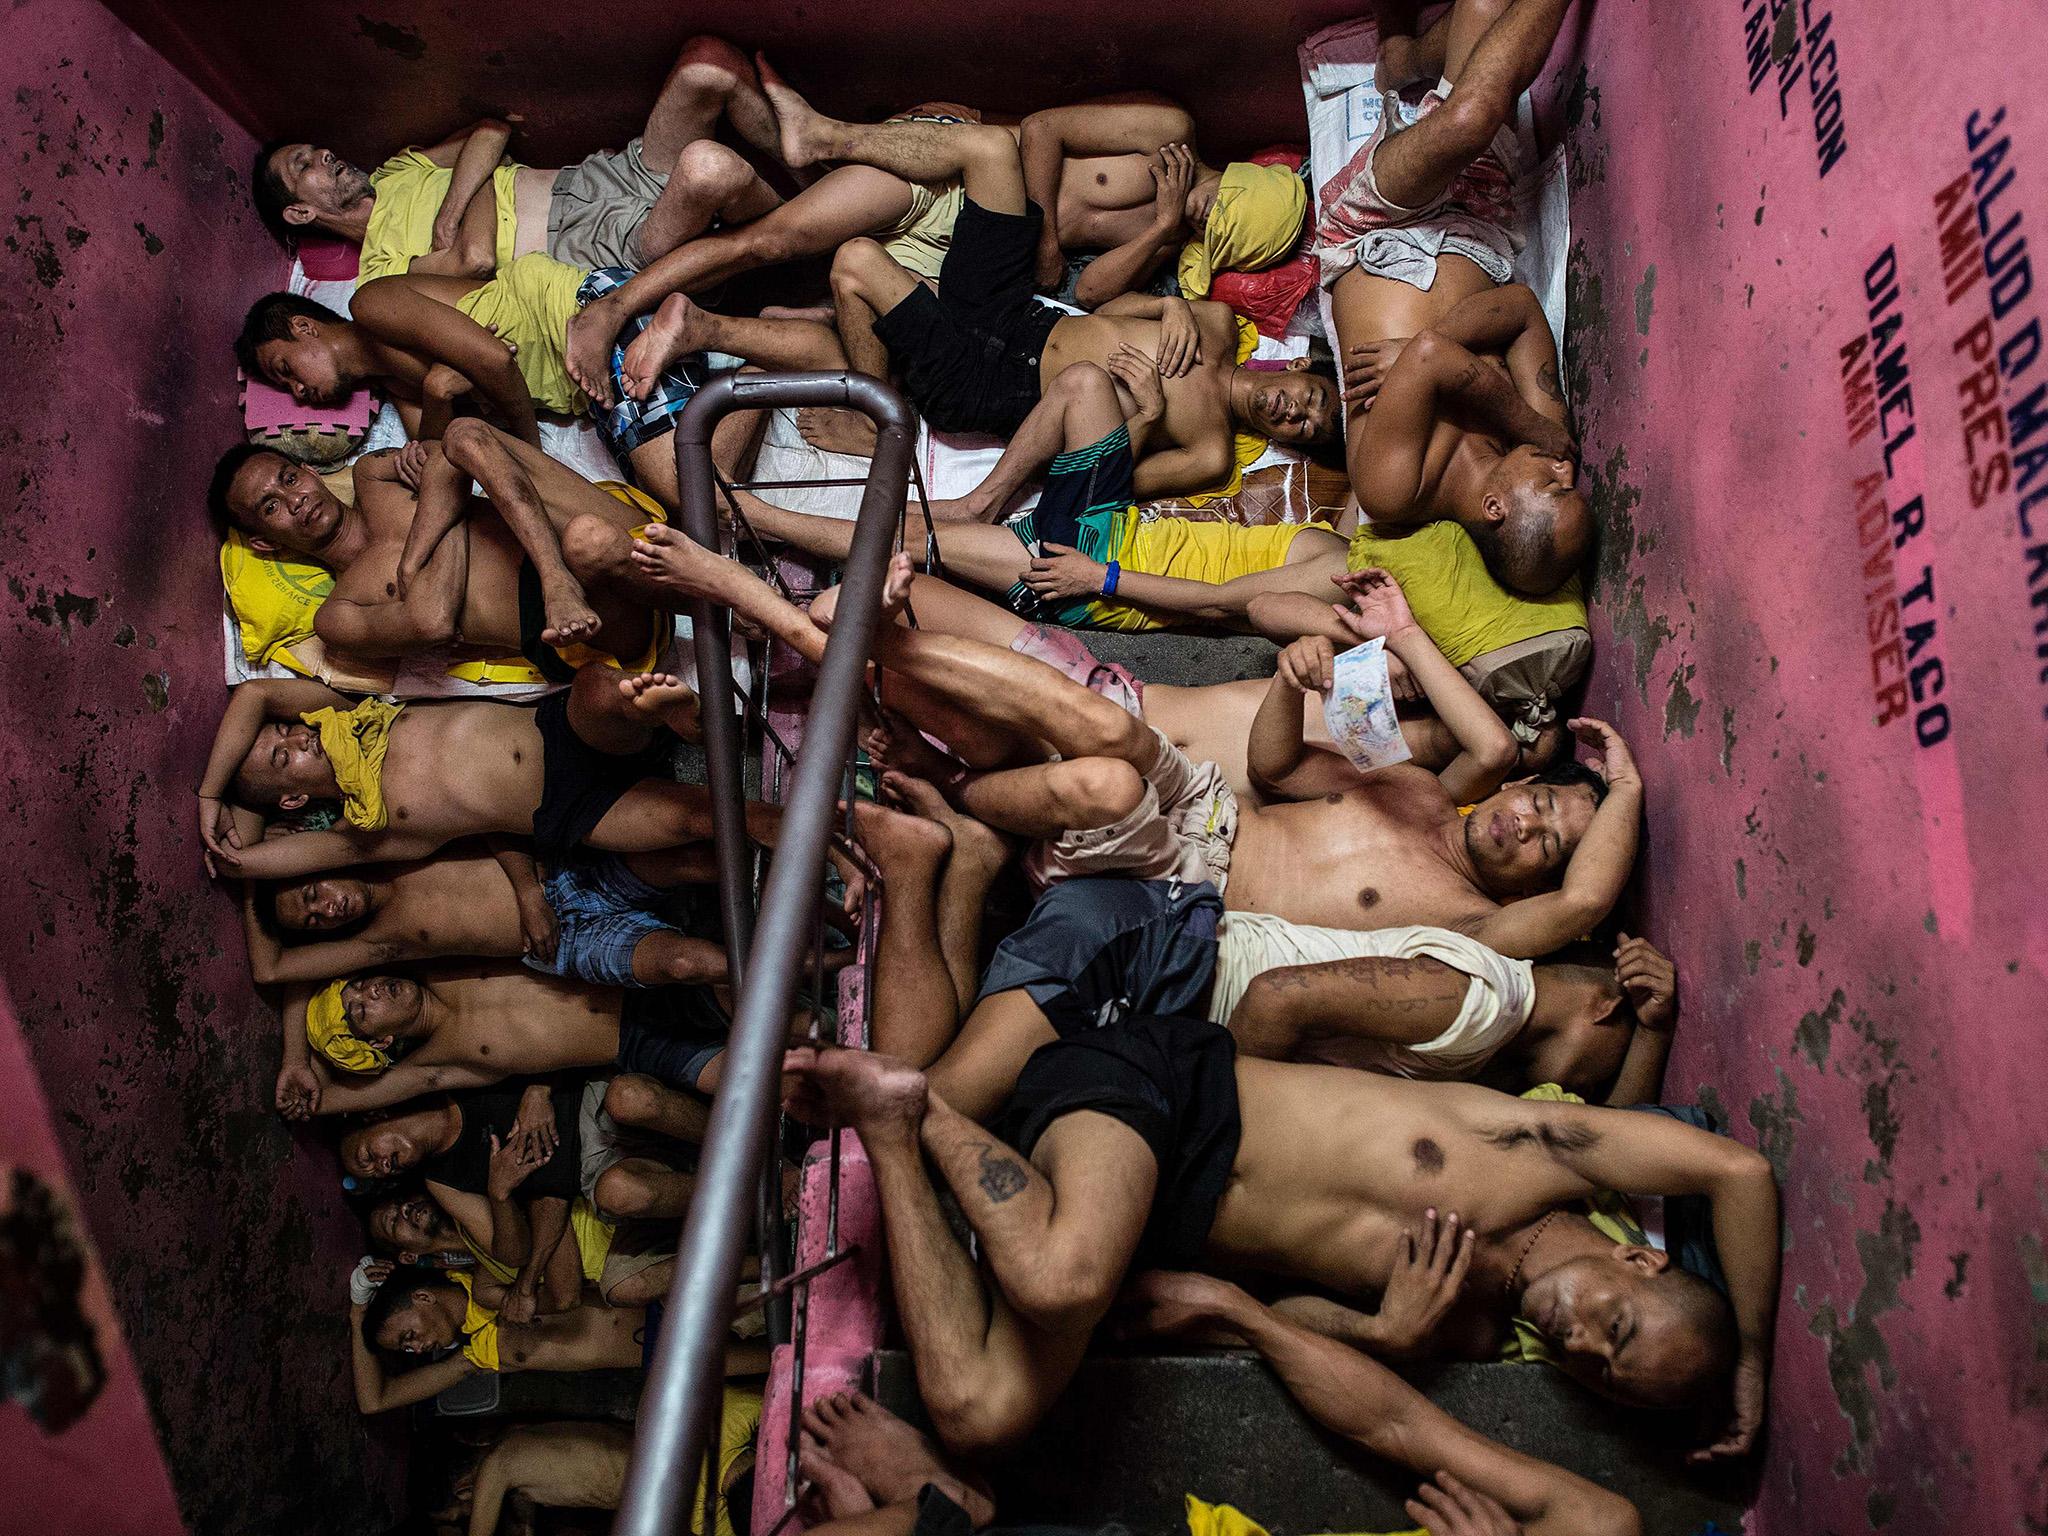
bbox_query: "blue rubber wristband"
[1102,560,1120,597]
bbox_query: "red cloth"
[1205,146,1318,338]
[295,234,359,283]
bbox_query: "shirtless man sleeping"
[619,92,1338,498]
[1312,0,1589,597]
[632,543,1637,958]
[785,1041,1775,1460]
[253,36,783,283]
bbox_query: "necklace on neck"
[1504,1210,1560,1297]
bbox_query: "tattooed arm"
[1408,283,1571,430]
[1226,955,1473,1062]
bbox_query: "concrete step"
[1083,630,1281,688]
[871,1348,1746,1536]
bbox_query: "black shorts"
[616,984,730,1092]
[998,1015,1241,1270]
[873,197,1063,438]
[530,690,673,859]
[977,877,1221,1037]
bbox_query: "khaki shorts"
[549,137,667,270]
[1025,729,1239,893]
[879,180,966,281]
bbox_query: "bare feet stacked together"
[798,1391,996,1526]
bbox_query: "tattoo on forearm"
[1482,1118,1602,1154]
[973,1142,1029,1203]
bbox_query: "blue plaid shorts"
[577,266,719,459]
[525,850,678,989]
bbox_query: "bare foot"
[782,1045,929,1136]
[810,552,915,632]
[798,1437,875,1520]
[861,711,959,787]
[756,53,838,168]
[798,406,879,459]
[565,299,623,408]
[621,293,715,403]
[881,772,1009,871]
[629,521,727,601]
[804,1392,995,1524]
[850,796,952,873]
[617,671,703,739]
[538,572,602,650]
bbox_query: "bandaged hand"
[350,1256,392,1308]
[1022,542,1109,602]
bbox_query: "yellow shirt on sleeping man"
[1001,421,1332,633]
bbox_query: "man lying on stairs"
[783,1038,1775,1462]
[1313,0,1590,596]
[634,542,1634,953]
[619,89,1338,497]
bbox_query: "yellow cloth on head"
[1177,162,1309,298]
[1496,1084,1651,1365]
[300,696,404,829]
[454,253,589,416]
[1184,1493,1422,1536]
[450,1270,502,1372]
[1083,515,1336,632]
[306,979,392,1073]
[359,149,523,286]
[221,530,333,669]
[1346,522,1586,668]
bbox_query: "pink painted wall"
[1559,1,2048,1530]
[0,3,401,1529]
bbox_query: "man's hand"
[1022,542,1110,603]
[350,1256,393,1311]
[1331,566,1419,643]
[1372,1208,1476,1357]
[198,795,243,877]
[1691,1347,1767,1463]
[1274,635,1337,695]
[487,1130,548,1203]
[1150,142,1197,236]
[393,440,431,494]
[431,207,463,254]
[1121,1270,1246,1338]
[509,1088,559,1164]
[1156,296,1202,378]
[1616,934,1676,1031]
[1405,1471,1521,1536]
[1342,336,1410,413]
[498,1287,539,1325]
[516,884,560,965]
[1035,229,1068,292]
[1105,343,1167,424]
[275,1061,322,1120]
[421,363,475,407]
[1567,717,1641,795]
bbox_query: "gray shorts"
[577,1077,677,1201]
[549,138,666,271]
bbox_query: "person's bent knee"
[1049,359,1118,409]
[561,512,629,576]
[830,236,891,290]
[1062,691,1153,762]
[674,139,753,200]
[957,123,1021,180]
[675,33,750,80]
[925,1377,1037,1459]
[603,1073,665,1126]
[1049,758,1144,828]
[1436,90,1512,162]
[593,1163,654,1219]
[440,414,502,467]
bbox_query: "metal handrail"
[616,369,914,1536]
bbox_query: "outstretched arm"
[1459,720,1642,960]
[1131,1274,1641,1536]
[1018,100,1194,285]
[315,1056,507,1114]
[350,1301,478,1413]
[352,275,541,445]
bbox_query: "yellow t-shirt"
[1346,521,1587,668]
[450,1270,502,1372]
[455,252,588,415]
[1185,1493,1421,1536]
[360,149,522,285]
[1082,516,1335,632]
[458,1199,617,1286]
